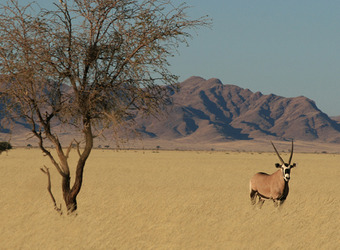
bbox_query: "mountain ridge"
[135,76,340,143]
[1,76,340,146]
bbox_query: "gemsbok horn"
[249,140,296,207]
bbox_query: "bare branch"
[65,140,74,159]
[40,166,63,215]
[74,139,81,157]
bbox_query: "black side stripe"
[257,192,270,199]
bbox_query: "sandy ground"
[123,138,340,153]
[4,130,340,153]
[1,148,340,249]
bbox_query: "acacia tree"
[0,0,209,213]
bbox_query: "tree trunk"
[61,163,86,213]
[65,194,78,213]
[62,174,77,213]
[61,121,93,214]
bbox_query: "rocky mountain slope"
[135,76,340,143]
[2,76,340,145]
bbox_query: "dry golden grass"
[1,148,340,249]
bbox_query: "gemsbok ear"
[291,163,296,168]
[275,163,281,168]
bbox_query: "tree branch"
[40,165,63,215]
[74,139,81,157]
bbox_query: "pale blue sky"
[18,0,340,115]
[171,0,340,116]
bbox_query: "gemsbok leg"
[257,195,265,208]
[250,189,257,205]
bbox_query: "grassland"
[1,148,340,249]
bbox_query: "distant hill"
[135,76,340,143]
[2,76,340,145]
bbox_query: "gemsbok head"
[249,140,296,207]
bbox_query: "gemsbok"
[249,141,296,207]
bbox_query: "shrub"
[0,141,12,154]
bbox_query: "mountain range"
[2,76,340,146]
[135,76,340,143]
